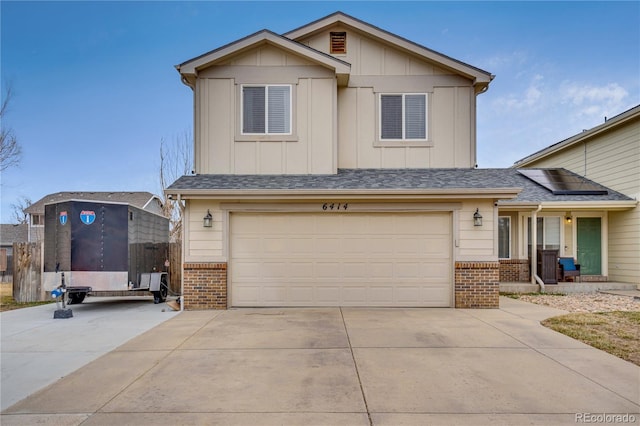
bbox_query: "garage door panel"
[343,287,367,303]
[287,262,315,279]
[289,286,314,303]
[263,286,287,303]
[234,286,261,304]
[231,212,452,307]
[371,262,394,278]
[232,237,262,257]
[396,286,422,302]
[370,286,394,303]
[316,286,341,303]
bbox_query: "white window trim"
[240,84,293,136]
[498,216,511,259]
[31,214,44,227]
[373,92,433,147]
[523,214,563,252]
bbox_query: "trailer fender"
[149,272,168,292]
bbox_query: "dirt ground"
[1,282,12,297]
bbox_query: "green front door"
[577,218,602,275]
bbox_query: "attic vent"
[330,32,346,54]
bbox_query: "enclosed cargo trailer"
[43,200,170,304]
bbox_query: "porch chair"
[558,257,581,282]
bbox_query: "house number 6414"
[322,203,348,211]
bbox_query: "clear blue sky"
[1,1,639,223]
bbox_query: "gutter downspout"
[531,205,545,293]
[177,194,185,312]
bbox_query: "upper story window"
[31,214,44,226]
[330,32,346,54]
[380,93,427,141]
[242,85,291,135]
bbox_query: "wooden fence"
[13,242,43,302]
[168,242,182,295]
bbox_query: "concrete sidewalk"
[2,297,639,425]
[1,296,179,411]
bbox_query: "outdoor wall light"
[203,210,213,228]
[473,208,483,227]
[566,216,572,224]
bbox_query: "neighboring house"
[0,223,28,282]
[25,192,164,243]
[513,105,640,285]
[167,12,636,310]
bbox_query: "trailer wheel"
[153,277,168,304]
[68,293,86,305]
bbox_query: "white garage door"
[230,212,452,307]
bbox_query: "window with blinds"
[242,85,291,134]
[380,93,427,140]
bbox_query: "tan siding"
[195,70,335,174]
[310,78,335,173]
[234,143,256,173]
[301,27,448,77]
[258,143,283,174]
[185,201,224,262]
[454,87,472,167]
[458,201,496,261]
[195,27,478,174]
[431,87,455,167]
[337,87,358,167]
[355,87,380,167]
[337,84,472,169]
[608,208,640,283]
[407,146,430,167]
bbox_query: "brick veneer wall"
[499,259,530,282]
[182,263,227,310]
[455,261,499,308]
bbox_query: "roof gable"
[176,29,351,86]
[283,11,493,90]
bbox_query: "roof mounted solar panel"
[518,169,608,195]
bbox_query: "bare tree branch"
[10,196,32,225]
[159,131,192,242]
[0,85,22,172]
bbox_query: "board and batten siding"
[523,119,639,283]
[194,45,337,175]
[302,25,476,169]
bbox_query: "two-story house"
[167,12,635,310]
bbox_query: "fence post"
[12,242,43,302]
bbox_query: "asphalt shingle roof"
[0,223,28,245]
[25,192,159,215]
[167,168,632,203]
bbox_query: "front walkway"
[2,297,638,425]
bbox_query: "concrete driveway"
[2,297,639,425]
[1,296,179,411]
